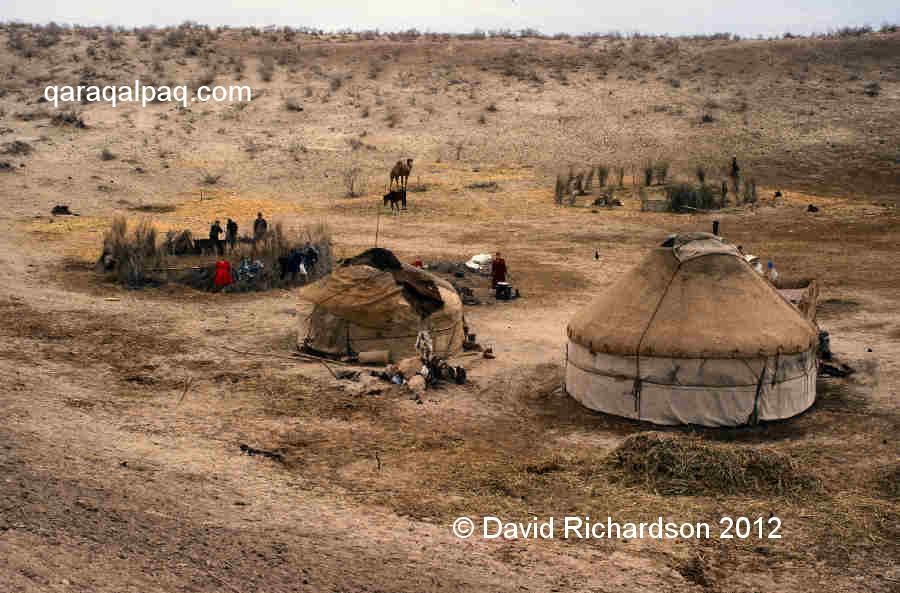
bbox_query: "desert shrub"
[258,55,275,82]
[554,175,565,204]
[16,107,50,122]
[478,113,487,125]
[696,166,706,184]
[643,162,654,186]
[99,217,165,286]
[467,181,500,192]
[100,148,116,161]
[344,166,364,197]
[8,31,35,57]
[52,109,86,128]
[165,29,186,47]
[864,82,881,97]
[665,183,721,212]
[202,172,222,184]
[595,165,609,187]
[329,74,343,91]
[191,70,216,90]
[395,71,413,88]
[284,96,303,111]
[833,25,873,37]
[742,178,757,204]
[2,140,33,156]
[654,162,670,185]
[36,26,62,48]
[385,107,401,128]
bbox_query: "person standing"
[209,220,224,256]
[253,212,268,242]
[303,241,319,274]
[491,252,507,288]
[225,218,238,252]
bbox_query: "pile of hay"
[606,432,821,496]
[877,463,900,501]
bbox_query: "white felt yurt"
[565,233,818,427]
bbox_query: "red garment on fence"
[214,260,233,288]
[413,259,424,268]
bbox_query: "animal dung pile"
[606,432,821,497]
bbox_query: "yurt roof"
[567,234,818,358]
[298,249,458,328]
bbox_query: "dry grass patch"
[606,432,822,497]
[99,216,166,286]
[129,203,177,213]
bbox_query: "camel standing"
[389,158,413,191]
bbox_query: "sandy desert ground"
[0,24,899,592]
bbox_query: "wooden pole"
[374,200,381,247]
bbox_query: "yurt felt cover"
[567,241,817,358]
[298,262,464,359]
[564,234,818,426]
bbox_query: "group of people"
[204,211,321,290]
[208,212,270,256]
[278,243,320,283]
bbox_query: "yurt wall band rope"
[633,262,682,415]
[749,359,768,425]
[566,356,812,387]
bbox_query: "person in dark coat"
[303,241,319,273]
[209,220,224,256]
[280,248,307,282]
[253,212,268,242]
[225,218,238,252]
[491,252,507,288]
